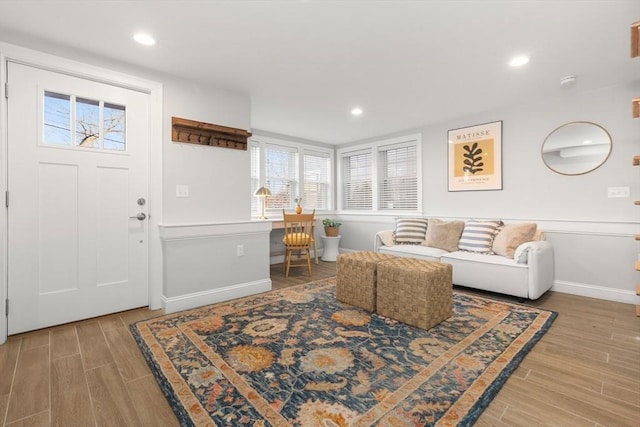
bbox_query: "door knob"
[129,212,146,221]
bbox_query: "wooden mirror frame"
[541,121,612,176]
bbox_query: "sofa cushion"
[393,218,428,244]
[422,218,465,252]
[492,223,537,258]
[442,250,522,266]
[379,244,448,262]
[458,219,503,253]
[440,251,530,299]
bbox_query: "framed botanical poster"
[448,120,502,191]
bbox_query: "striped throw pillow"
[458,220,503,253]
[393,218,428,244]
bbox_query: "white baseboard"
[161,279,272,313]
[552,280,637,305]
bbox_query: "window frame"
[250,135,334,218]
[39,88,127,154]
[337,133,422,214]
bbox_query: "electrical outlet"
[607,186,629,198]
[176,185,189,198]
[237,244,244,257]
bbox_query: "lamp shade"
[254,186,271,220]
[254,186,272,197]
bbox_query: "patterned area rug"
[131,277,556,426]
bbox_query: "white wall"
[422,82,639,222]
[162,81,251,224]
[336,81,640,303]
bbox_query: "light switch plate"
[607,186,629,198]
[176,185,189,198]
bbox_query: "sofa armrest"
[520,240,555,300]
[374,230,395,251]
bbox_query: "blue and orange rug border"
[131,278,556,426]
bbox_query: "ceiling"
[0,0,638,144]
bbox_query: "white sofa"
[374,228,555,300]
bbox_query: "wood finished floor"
[0,261,638,426]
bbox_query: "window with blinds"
[265,144,299,209]
[303,151,331,210]
[250,144,261,213]
[342,151,373,210]
[379,143,417,210]
[339,134,421,212]
[250,137,333,216]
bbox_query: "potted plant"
[322,218,342,237]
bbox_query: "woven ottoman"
[376,257,453,330]
[336,251,397,311]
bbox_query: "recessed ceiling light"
[508,55,530,67]
[133,32,156,46]
[351,107,363,116]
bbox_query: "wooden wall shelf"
[171,117,251,151]
[633,98,640,119]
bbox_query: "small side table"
[320,235,341,262]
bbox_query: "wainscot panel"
[159,221,272,313]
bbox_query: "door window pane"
[103,102,126,151]
[43,91,71,146]
[75,97,100,148]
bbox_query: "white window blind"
[379,143,418,210]
[303,151,330,210]
[342,150,373,210]
[250,136,334,216]
[250,144,261,213]
[338,134,421,212]
[265,144,299,209]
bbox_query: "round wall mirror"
[541,121,612,175]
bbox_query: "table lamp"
[254,186,272,219]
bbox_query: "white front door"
[7,62,150,334]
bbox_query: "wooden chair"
[282,209,316,277]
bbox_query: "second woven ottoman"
[377,257,453,330]
[336,251,396,311]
